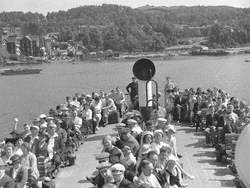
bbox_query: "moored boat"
[1,68,42,75]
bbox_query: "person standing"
[126,77,138,110]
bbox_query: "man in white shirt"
[72,110,83,130]
[138,160,161,188]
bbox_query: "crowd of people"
[86,76,249,188]
[0,75,248,188]
[0,87,127,188]
[163,77,249,145]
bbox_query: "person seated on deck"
[137,160,162,188]
[165,159,194,188]
[164,125,178,159]
[137,131,153,161]
[126,119,142,141]
[20,142,39,187]
[115,127,140,157]
[87,161,112,188]
[7,155,28,188]
[102,136,124,164]
[1,143,15,165]
[0,157,15,188]
[121,145,136,172]
[110,163,134,188]
[150,130,167,155]
[224,104,239,133]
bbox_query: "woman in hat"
[7,154,28,188]
[164,125,178,158]
[150,130,167,155]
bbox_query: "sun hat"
[61,106,69,111]
[48,122,57,128]
[127,119,137,125]
[158,118,167,123]
[39,114,47,119]
[96,161,112,170]
[154,129,164,136]
[142,131,153,138]
[30,125,39,131]
[110,163,125,174]
[166,124,176,133]
[95,152,110,162]
[40,122,47,128]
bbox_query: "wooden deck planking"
[176,126,235,188]
[55,124,236,188]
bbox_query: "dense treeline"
[1,4,250,51]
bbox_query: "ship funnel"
[133,58,155,81]
[132,58,158,123]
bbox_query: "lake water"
[0,54,250,138]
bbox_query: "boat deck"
[55,124,236,188]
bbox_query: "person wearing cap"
[39,114,48,131]
[20,142,39,186]
[87,161,112,188]
[7,155,28,188]
[0,157,15,188]
[20,124,31,140]
[95,152,110,163]
[126,77,138,110]
[116,128,139,157]
[24,125,40,156]
[156,118,168,130]
[110,163,134,188]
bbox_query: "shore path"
[55,124,236,188]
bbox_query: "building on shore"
[6,35,17,55]
[20,36,33,56]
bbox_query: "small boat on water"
[245,59,250,62]
[1,68,42,75]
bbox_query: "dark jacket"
[118,178,134,188]
[0,174,15,188]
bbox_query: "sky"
[1,0,250,15]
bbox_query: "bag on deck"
[108,110,119,124]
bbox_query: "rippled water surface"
[0,54,250,138]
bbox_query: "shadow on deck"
[177,125,235,188]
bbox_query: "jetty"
[55,124,235,188]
